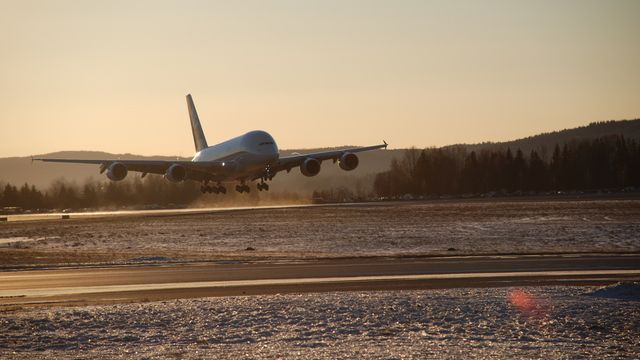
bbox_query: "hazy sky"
[1,0,638,157]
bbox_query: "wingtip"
[383,140,388,148]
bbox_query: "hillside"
[0,148,403,193]
[1,119,638,193]
[460,119,640,156]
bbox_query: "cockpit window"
[259,141,275,146]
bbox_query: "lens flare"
[508,289,548,317]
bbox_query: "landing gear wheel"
[236,183,251,193]
[218,186,226,194]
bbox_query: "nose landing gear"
[256,166,273,192]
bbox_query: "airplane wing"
[266,141,388,178]
[35,141,388,182]
[32,158,229,181]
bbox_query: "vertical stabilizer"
[186,94,209,152]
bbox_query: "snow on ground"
[1,285,639,359]
[587,281,640,301]
[0,237,43,246]
[1,200,639,265]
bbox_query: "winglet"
[186,94,209,152]
[383,140,388,149]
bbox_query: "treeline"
[0,176,202,210]
[0,175,308,212]
[3,134,640,210]
[374,135,640,197]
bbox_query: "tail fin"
[186,94,209,152]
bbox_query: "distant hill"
[457,119,640,157]
[0,148,403,193]
[1,119,638,193]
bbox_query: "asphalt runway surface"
[1,254,638,307]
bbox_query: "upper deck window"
[259,141,275,146]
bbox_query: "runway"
[1,254,639,307]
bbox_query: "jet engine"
[165,164,187,182]
[300,158,321,177]
[338,152,359,171]
[106,162,128,181]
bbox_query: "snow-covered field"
[1,200,639,266]
[1,284,639,359]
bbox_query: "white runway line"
[1,269,639,298]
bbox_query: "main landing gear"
[234,180,269,193]
[200,183,226,194]
[201,180,269,194]
[235,184,251,193]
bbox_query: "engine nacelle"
[106,162,128,181]
[300,158,321,177]
[339,152,359,171]
[165,164,187,182]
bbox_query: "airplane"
[35,94,388,194]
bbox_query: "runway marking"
[1,269,639,298]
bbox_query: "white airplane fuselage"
[191,130,279,178]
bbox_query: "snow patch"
[2,287,639,358]
[0,237,38,245]
[0,237,59,247]
[128,256,174,263]
[587,281,640,301]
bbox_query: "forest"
[0,176,203,211]
[0,173,308,212]
[374,135,640,197]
